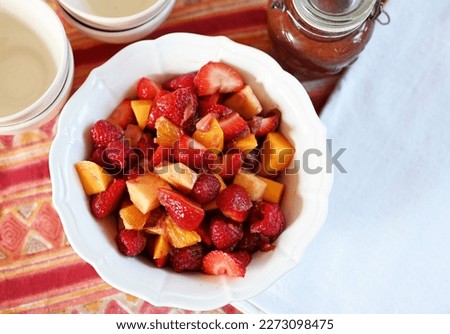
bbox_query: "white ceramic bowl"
[49,33,333,311]
[57,0,169,31]
[0,0,70,128]
[56,0,175,44]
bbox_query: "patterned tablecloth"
[0,0,335,314]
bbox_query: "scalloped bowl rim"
[49,33,333,311]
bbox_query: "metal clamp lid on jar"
[271,0,389,37]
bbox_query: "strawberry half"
[249,113,280,138]
[137,77,162,100]
[170,244,205,273]
[147,87,197,129]
[163,72,196,91]
[190,173,221,204]
[216,184,252,223]
[90,178,127,219]
[104,140,132,170]
[209,216,243,250]
[91,120,124,149]
[116,229,147,257]
[194,62,245,96]
[107,99,136,130]
[218,112,250,142]
[157,188,205,231]
[173,135,217,170]
[249,201,286,238]
[202,250,247,277]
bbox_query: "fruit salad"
[75,61,295,277]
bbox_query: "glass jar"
[267,0,386,84]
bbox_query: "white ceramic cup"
[0,0,69,127]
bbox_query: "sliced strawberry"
[194,62,245,96]
[207,152,243,180]
[190,173,221,204]
[196,221,213,248]
[137,77,161,100]
[218,112,250,142]
[151,145,172,168]
[88,147,107,167]
[198,92,221,117]
[90,120,124,148]
[90,178,127,219]
[136,132,155,161]
[170,244,205,273]
[229,251,252,267]
[204,104,233,119]
[104,140,132,170]
[163,72,196,91]
[216,184,252,223]
[209,216,243,250]
[107,99,136,129]
[157,188,205,231]
[147,87,198,129]
[173,135,217,170]
[249,201,286,238]
[202,250,246,277]
[115,229,147,257]
[249,113,280,137]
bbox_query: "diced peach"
[153,234,171,259]
[126,173,171,214]
[153,162,199,193]
[233,170,267,202]
[154,116,183,147]
[229,133,258,154]
[119,202,150,230]
[192,114,224,151]
[261,132,295,174]
[223,84,262,120]
[257,176,285,204]
[75,160,113,196]
[164,215,201,248]
[131,99,152,130]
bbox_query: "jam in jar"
[267,0,386,95]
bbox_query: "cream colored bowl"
[0,0,71,130]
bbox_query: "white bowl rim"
[0,0,69,125]
[57,0,168,31]
[49,33,333,310]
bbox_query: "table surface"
[0,0,338,314]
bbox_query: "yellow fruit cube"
[261,132,295,173]
[164,215,201,248]
[155,116,183,147]
[192,115,224,151]
[131,99,152,130]
[119,202,150,230]
[75,160,113,196]
[223,84,262,120]
[153,235,170,259]
[126,173,171,214]
[153,162,199,193]
[229,133,258,154]
[233,170,267,202]
[257,176,285,204]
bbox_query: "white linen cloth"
[234,0,450,313]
